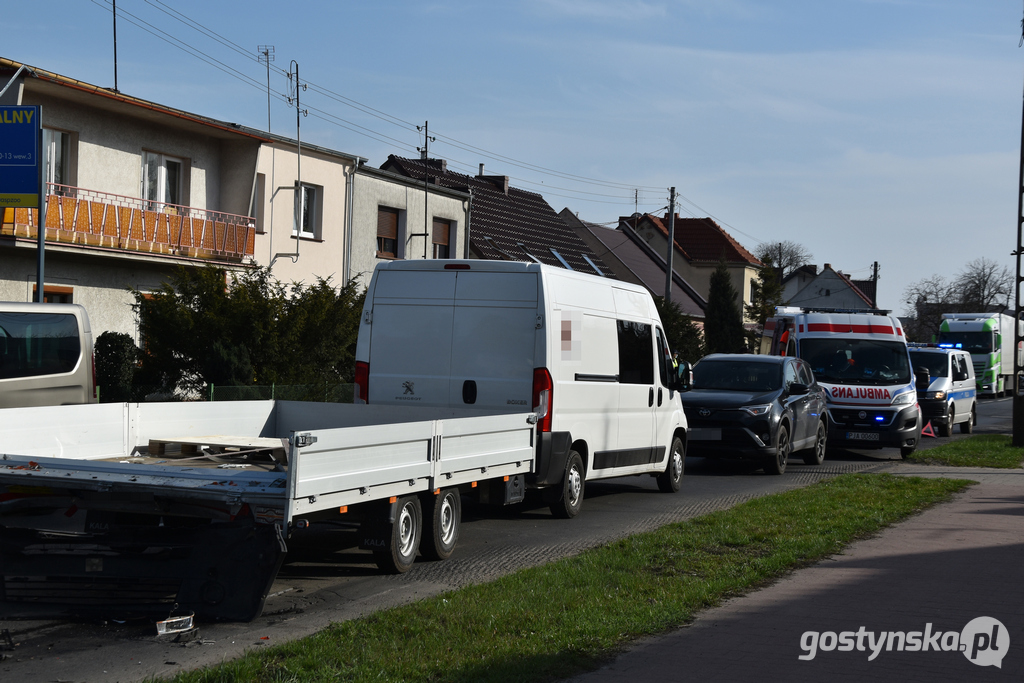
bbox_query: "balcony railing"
[0,183,256,262]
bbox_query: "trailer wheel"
[657,437,684,493]
[548,450,585,519]
[374,495,422,573]
[422,488,461,561]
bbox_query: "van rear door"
[450,271,539,410]
[364,269,457,406]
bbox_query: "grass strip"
[167,473,970,683]
[907,434,1024,468]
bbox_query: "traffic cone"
[921,421,935,438]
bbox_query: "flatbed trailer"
[0,400,535,621]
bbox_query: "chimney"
[478,163,485,176]
[824,263,831,270]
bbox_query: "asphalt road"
[0,397,1013,683]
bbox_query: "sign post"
[0,105,43,300]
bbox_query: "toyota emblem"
[858,411,867,419]
[699,408,711,418]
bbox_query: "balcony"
[0,183,256,263]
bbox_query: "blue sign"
[0,105,41,208]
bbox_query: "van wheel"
[763,426,789,475]
[657,437,684,493]
[422,488,461,561]
[900,445,916,459]
[938,406,953,437]
[549,451,585,519]
[373,495,422,573]
[960,405,975,434]
[802,420,827,466]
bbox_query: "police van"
[759,307,921,458]
[354,260,689,518]
[908,344,976,436]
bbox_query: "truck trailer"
[938,313,1019,397]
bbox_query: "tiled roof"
[381,156,610,276]
[622,213,761,266]
[566,215,705,317]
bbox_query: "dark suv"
[680,354,828,475]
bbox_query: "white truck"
[0,259,688,622]
[937,313,1019,397]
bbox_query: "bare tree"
[753,241,812,279]
[956,257,1012,312]
[901,258,1013,343]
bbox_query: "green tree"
[94,331,139,402]
[652,295,704,364]
[744,256,785,350]
[132,265,365,399]
[703,260,745,355]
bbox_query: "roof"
[567,215,706,317]
[621,213,761,266]
[0,57,366,164]
[381,156,610,276]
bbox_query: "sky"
[5,1,1024,313]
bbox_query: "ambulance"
[759,307,921,458]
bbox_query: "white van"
[353,260,688,518]
[908,345,977,436]
[0,302,95,408]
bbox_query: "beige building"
[0,58,469,341]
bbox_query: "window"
[252,173,265,232]
[617,320,654,385]
[377,207,400,258]
[0,310,81,380]
[582,254,604,277]
[42,128,72,190]
[783,361,798,390]
[432,218,451,259]
[295,182,321,239]
[655,327,671,387]
[31,285,74,304]
[142,151,184,210]
[550,249,573,270]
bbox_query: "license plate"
[847,431,880,441]
[690,428,722,441]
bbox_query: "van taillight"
[354,361,369,404]
[532,367,553,433]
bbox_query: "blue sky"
[6,1,1023,311]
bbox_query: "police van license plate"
[847,431,879,441]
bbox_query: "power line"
[90,0,761,230]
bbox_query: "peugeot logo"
[858,410,867,419]
[699,408,711,418]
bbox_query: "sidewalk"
[565,466,1024,682]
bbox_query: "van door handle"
[657,388,663,406]
[649,387,654,407]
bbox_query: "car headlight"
[925,391,945,400]
[891,392,915,406]
[742,404,772,416]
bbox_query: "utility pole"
[258,45,275,132]
[414,121,435,259]
[665,188,676,303]
[872,261,879,307]
[112,0,119,93]
[1014,12,1024,445]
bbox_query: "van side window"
[0,312,81,379]
[617,320,653,385]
